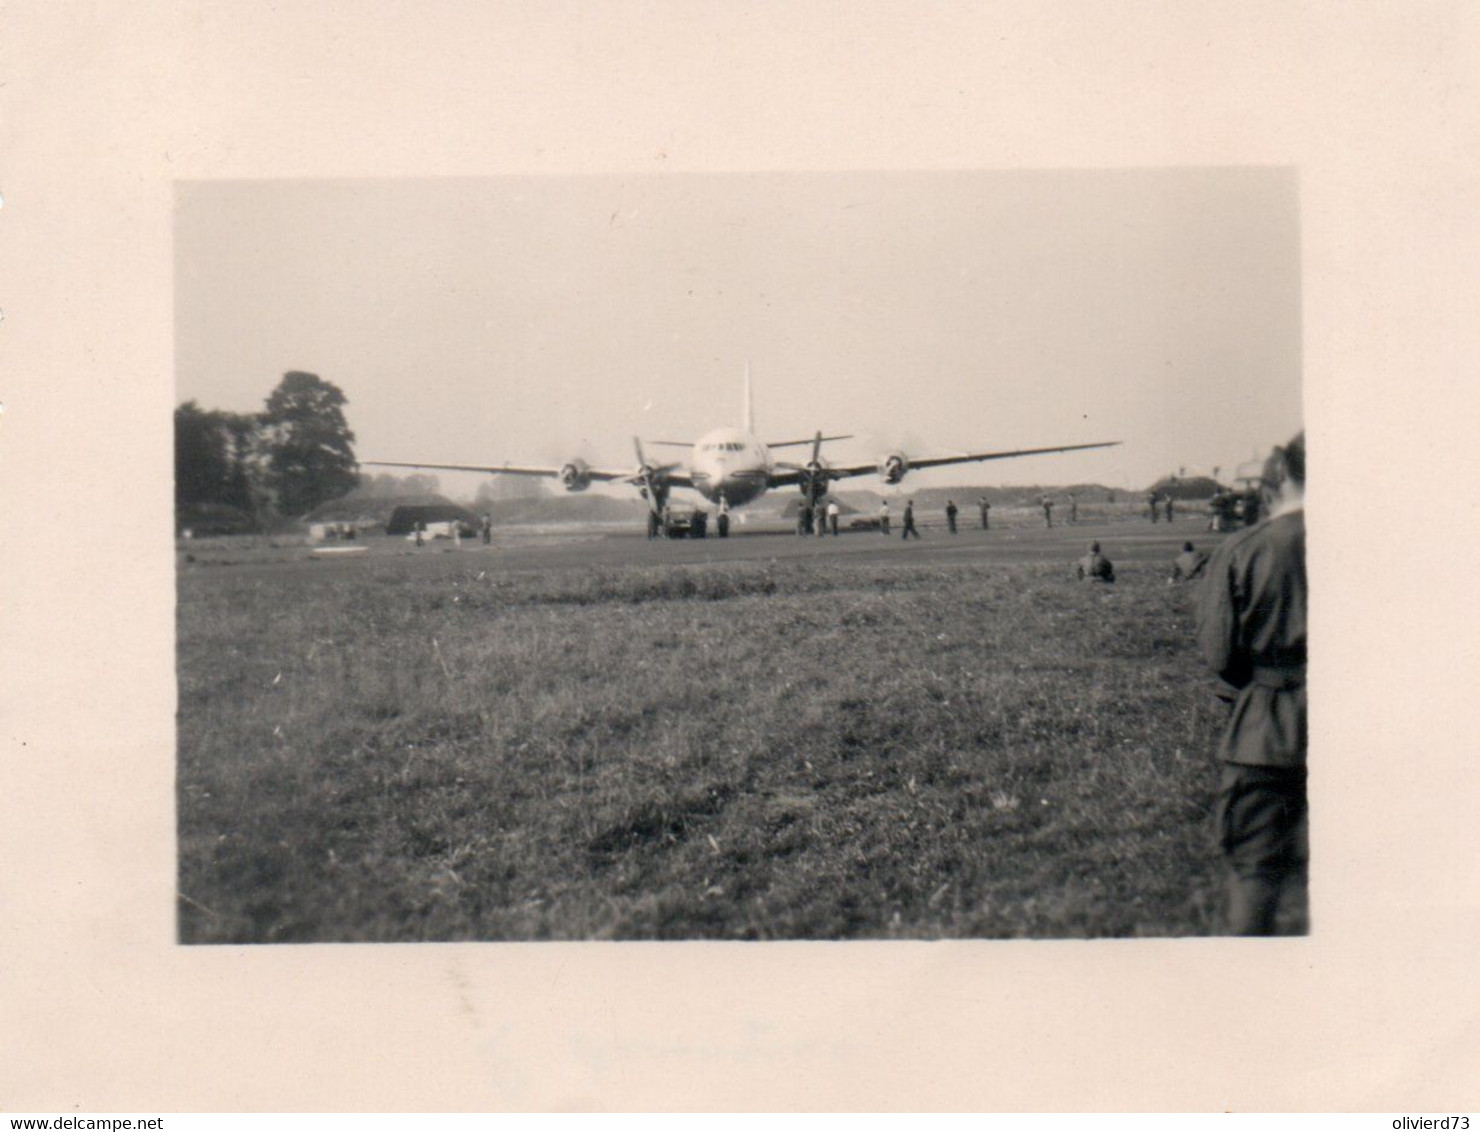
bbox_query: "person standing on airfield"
[717,496,730,538]
[797,501,811,536]
[879,500,891,536]
[901,499,920,540]
[1148,491,1161,523]
[827,498,841,536]
[1164,495,1175,524]
[945,499,958,534]
[978,496,991,530]
[481,513,492,545]
[1041,495,1054,528]
[1197,432,1308,935]
[1068,492,1078,524]
[815,498,828,538]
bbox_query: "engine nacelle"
[797,460,831,502]
[559,460,593,492]
[880,452,910,485]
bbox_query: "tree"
[175,401,260,516]
[175,401,230,509]
[259,371,358,516]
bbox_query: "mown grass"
[177,555,1238,941]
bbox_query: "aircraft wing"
[767,434,853,449]
[362,459,633,481]
[768,465,813,489]
[823,440,1123,480]
[632,468,696,490]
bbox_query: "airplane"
[365,373,1120,528]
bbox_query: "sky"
[174,169,1302,496]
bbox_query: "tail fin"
[743,362,754,434]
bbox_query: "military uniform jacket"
[1196,507,1307,768]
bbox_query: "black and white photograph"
[174,169,1305,942]
[6,0,1477,1113]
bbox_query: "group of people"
[1146,492,1177,523]
[1038,493,1084,527]
[1070,435,1308,934]
[870,498,982,538]
[796,498,841,537]
[800,491,1260,540]
[1069,538,1211,586]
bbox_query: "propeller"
[803,430,829,503]
[633,436,667,517]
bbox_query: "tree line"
[176,371,359,530]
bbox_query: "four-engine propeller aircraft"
[366,377,1120,527]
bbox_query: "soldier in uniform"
[1041,495,1054,528]
[901,499,920,540]
[1196,432,1307,935]
[978,496,990,530]
[815,497,828,538]
[1163,495,1175,523]
[1075,541,1115,583]
[1068,492,1078,524]
[1170,540,1209,582]
[796,501,811,536]
[1148,491,1161,523]
[878,500,891,536]
[945,499,958,534]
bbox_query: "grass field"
[177,528,1273,942]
